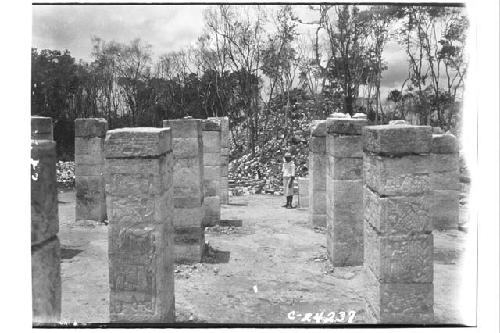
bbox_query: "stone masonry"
[363,123,434,324]
[31,116,61,323]
[105,128,175,323]
[31,116,53,140]
[75,118,108,222]
[202,119,222,226]
[431,133,459,230]
[308,120,327,227]
[209,117,230,204]
[163,119,205,263]
[326,113,367,266]
[297,177,309,209]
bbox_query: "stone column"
[105,128,175,323]
[31,122,61,323]
[308,120,327,227]
[31,116,53,140]
[163,119,205,263]
[297,177,309,209]
[219,117,230,204]
[202,119,221,226]
[75,118,108,222]
[431,133,459,230]
[326,113,367,266]
[363,123,434,324]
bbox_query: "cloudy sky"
[32,4,409,97]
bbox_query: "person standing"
[282,152,295,208]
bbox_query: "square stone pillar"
[431,133,459,230]
[31,136,61,324]
[363,122,434,324]
[297,177,309,208]
[308,120,327,227]
[326,113,367,266]
[31,116,53,140]
[75,118,108,222]
[163,119,205,263]
[105,128,175,323]
[209,117,230,204]
[202,119,221,226]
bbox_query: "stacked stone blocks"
[363,123,434,324]
[308,120,327,227]
[202,119,222,226]
[430,133,459,230]
[326,114,367,266]
[297,177,309,208]
[75,118,108,222]
[210,117,230,204]
[163,119,205,263]
[31,116,61,323]
[105,128,175,322]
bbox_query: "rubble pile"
[228,130,310,196]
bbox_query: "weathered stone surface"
[431,133,458,154]
[310,214,327,228]
[329,156,363,180]
[32,237,61,324]
[108,224,174,322]
[75,121,108,223]
[31,140,58,246]
[201,118,221,131]
[75,137,105,165]
[31,116,53,140]
[202,131,221,152]
[76,176,106,221]
[364,186,431,235]
[204,152,221,166]
[364,224,433,283]
[106,127,174,322]
[328,112,350,119]
[203,196,221,227]
[105,128,171,158]
[171,138,203,159]
[310,191,326,213]
[431,190,459,230]
[163,119,202,138]
[327,228,363,266]
[364,153,431,196]
[330,179,363,203]
[310,120,327,137]
[363,125,432,154]
[175,243,205,264]
[431,153,459,173]
[431,170,460,191]
[298,177,309,208]
[364,269,433,324]
[173,207,204,228]
[310,136,326,153]
[75,118,108,138]
[327,135,364,158]
[327,118,368,135]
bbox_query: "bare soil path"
[57,190,469,325]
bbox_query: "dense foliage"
[32,4,468,164]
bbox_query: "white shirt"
[282,161,295,177]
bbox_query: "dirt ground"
[57,190,471,325]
